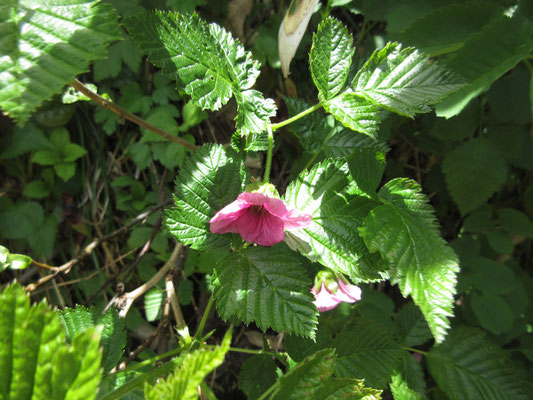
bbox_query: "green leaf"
[272,349,336,400]
[442,138,507,215]
[177,280,194,305]
[390,351,426,399]
[427,327,529,400]
[63,143,87,162]
[23,180,52,199]
[214,246,318,338]
[352,42,464,118]
[164,144,248,251]
[28,214,58,260]
[324,127,382,158]
[284,159,388,283]
[124,12,274,135]
[58,305,126,373]
[54,162,76,182]
[346,143,388,196]
[395,302,432,347]
[129,142,151,169]
[0,0,120,124]
[497,208,533,237]
[335,319,403,389]
[93,33,142,80]
[470,292,514,335]
[484,230,513,255]
[465,257,516,295]
[311,378,382,400]
[359,178,459,343]
[284,97,330,154]
[436,16,533,118]
[310,17,354,100]
[140,104,180,143]
[144,288,164,322]
[0,123,51,159]
[6,254,32,270]
[238,355,278,400]
[396,2,500,57]
[144,329,231,400]
[390,373,424,400]
[323,92,382,137]
[0,283,103,400]
[0,201,44,239]
[31,149,62,165]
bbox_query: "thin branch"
[70,79,198,151]
[118,243,183,318]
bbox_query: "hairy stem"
[263,124,274,182]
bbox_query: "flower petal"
[237,208,285,246]
[282,207,312,229]
[333,279,362,303]
[209,198,250,234]
[312,283,341,312]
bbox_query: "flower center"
[249,205,268,215]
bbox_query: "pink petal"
[282,207,312,229]
[237,208,285,246]
[312,283,341,312]
[209,198,250,234]
[333,279,362,303]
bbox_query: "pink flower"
[209,190,311,247]
[311,271,362,312]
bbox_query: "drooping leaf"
[58,305,126,373]
[436,16,533,118]
[359,178,459,343]
[214,246,318,338]
[0,283,103,400]
[144,329,231,400]
[123,11,275,135]
[352,42,464,118]
[284,159,389,283]
[427,327,529,400]
[0,0,121,124]
[310,17,354,100]
[271,349,335,399]
[164,144,248,250]
[335,318,403,389]
[322,92,382,138]
[442,137,507,215]
[396,2,500,57]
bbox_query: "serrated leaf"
[213,246,318,338]
[324,127,383,158]
[0,283,103,400]
[284,159,389,282]
[311,378,382,400]
[427,327,529,400]
[395,302,432,347]
[0,0,120,124]
[352,42,464,118]
[335,319,403,389]
[272,349,336,400]
[144,329,231,400]
[390,373,424,400]
[359,178,459,343]
[391,351,426,398]
[164,144,248,250]
[436,16,533,118]
[58,305,126,373]
[124,11,274,135]
[323,91,382,137]
[397,2,500,57]
[442,138,507,215]
[346,143,388,196]
[310,17,354,100]
[238,355,278,400]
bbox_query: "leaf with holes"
[352,42,464,118]
[0,0,120,125]
[164,144,248,251]
[359,178,459,343]
[213,246,318,338]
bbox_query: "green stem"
[270,103,323,132]
[263,124,274,182]
[108,345,186,376]
[257,381,280,400]
[194,293,214,340]
[402,346,428,356]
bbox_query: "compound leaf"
[213,246,318,338]
[0,0,120,124]
[359,178,459,343]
